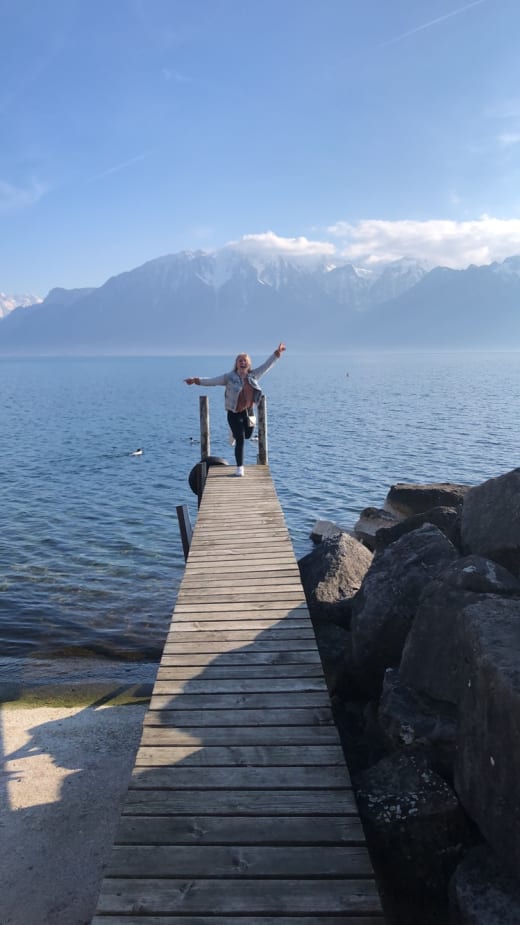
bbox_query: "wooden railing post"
[257,394,268,465]
[200,395,210,459]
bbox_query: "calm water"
[1,352,519,662]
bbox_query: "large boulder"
[375,505,461,553]
[356,751,473,896]
[399,556,520,706]
[350,524,458,694]
[311,622,351,693]
[461,468,520,576]
[378,669,457,777]
[298,533,372,625]
[450,845,520,924]
[453,595,520,878]
[385,481,470,518]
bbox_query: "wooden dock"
[91,464,385,924]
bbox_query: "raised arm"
[251,342,287,378]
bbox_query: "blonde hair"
[234,353,252,372]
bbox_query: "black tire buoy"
[188,455,229,495]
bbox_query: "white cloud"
[226,231,336,262]
[221,222,520,272]
[0,178,47,213]
[326,216,520,269]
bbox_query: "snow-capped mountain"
[0,247,518,354]
[0,292,42,319]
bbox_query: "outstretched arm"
[185,373,228,387]
[252,342,287,379]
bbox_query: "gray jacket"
[199,352,280,412]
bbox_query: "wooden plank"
[94,879,383,915]
[173,602,308,612]
[187,527,292,544]
[175,593,307,605]
[155,665,325,679]
[129,765,352,789]
[158,650,322,666]
[169,613,309,624]
[164,619,311,631]
[166,622,316,649]
[180,578,304,590]
[122,789,358,815]
[183,564,300,575]
[152,678,329,693]
[166,628,315,641]
[139,725,342,746]
[161,639,316,653]
[134,744,345,766]
[186,557,297,567]
[93,917,385,925]
[104,844,373,877]
[191,528,295,537]
[114,814,366,845]
[143,708,335,726]
[149,692,331,711]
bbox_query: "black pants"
[227,410,254,466]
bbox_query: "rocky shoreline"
[299,468,520,925]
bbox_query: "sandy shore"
[0,658,156,925]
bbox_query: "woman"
[185,342,286,476]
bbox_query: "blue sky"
[2,0,520,296]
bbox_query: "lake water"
[1,352,519,667]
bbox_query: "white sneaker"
[236,465,244,477]
[228,430,236,446]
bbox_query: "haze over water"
[2,351,519,662]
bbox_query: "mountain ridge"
[1,249,519,354]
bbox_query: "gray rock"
[386,481,470,517]
[350,523,458,694]
[442,554,520,595]
[450,845,520,924]
[454,595,520,878]
[353,506,401,550]
[461,468,520,576]
[378,668,457,776]
[399,557,520,705]
[298,532,372,624]
[311,622,351,692]
[356,751,473,895]
[375,505,461,552]
[309,519,347,544]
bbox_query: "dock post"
[175,504,193,560]
[200,395,210,459]
[257,394,268,464]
